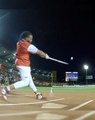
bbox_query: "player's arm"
[36,49,47,58]
[27,45,49,59]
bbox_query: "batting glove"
[45,54,49,59]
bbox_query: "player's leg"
[29,76,37,93]
[1,66,30,100]
[28,68,45,100]
[8,66,31,89]
[26,67,37,93]
[29,77,45,100]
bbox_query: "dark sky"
[0,0,95,80]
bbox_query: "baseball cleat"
[35,93,46,100]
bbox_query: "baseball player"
[1,31,49,101]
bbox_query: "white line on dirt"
[69,100,93,111]
[0,111,42,117]
[0,94,34,97]
[74,111,95,120]
[0,98,64,106]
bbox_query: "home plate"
[42,103,67,109]
[36,113,67,120]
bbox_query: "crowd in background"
[0,70,20,85]
[0,70,51,86]
[33,77,51,86]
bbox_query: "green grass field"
[17,86,95,93]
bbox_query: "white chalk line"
[0,97,64,106]
[0,94,34,97]
[74,111,95,120]
[69,100,93,111]
[0,111,42,117]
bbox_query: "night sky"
[0,0,95,80]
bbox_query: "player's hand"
[45,54,49,59]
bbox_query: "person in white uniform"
[1,31,49,101]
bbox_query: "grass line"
[16,86,95,93]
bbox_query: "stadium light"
[83,64,89,85]
[84,65,89,70]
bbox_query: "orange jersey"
[15,40,31,66]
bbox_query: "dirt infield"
[0,91,95,120]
